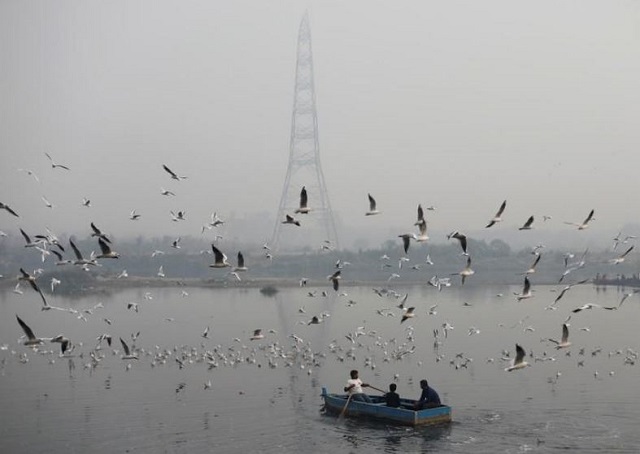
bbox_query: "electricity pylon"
[271,13,339,251]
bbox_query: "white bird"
[565,209,595,230]
[414,204,424,226]
[522,254,542,275]
[0,202,19,217]
[170,210,186,222]
[250,329,264,341]
[365,193,380,216]
[41,196,54,209]
[453,256,474,286]
[548,324,571,349]
[157,266,165,278]
[518,215,535,230]
[81,198,91,208]
[608,246,634,265]
[162,164,187,181]
[398,233,417,254]
[485,200,507,228]
[160,187,176,196]
[415,219,429,242]
[17,168,40,182]
[328,270,341,291]
[233,252,248,272]
[119,338,138,360]
[16,315,47,347]
[282,214,301,226]
[96,238,119,259]
[90,222,111,243]
[117,269,128,279]
[294,186,311,214]
[129,209,141,221]
[171,237,181,249]
[44,152,70,170]
[447,231,468,255]
[401,307,415,324]
[505,344,530,371]
[515,277,533,301]
[209,244,231,268]
[50,277,61,292]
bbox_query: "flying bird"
[119,338,138,360]
[447,231,468,255]
[69,239,98,267]
[515,277,533,301]
[565,209,595,230]
[295,186,311,214]
[16,315,47,347]
[365,193,380,216]
[44,152,70,170]
[414,204,424,226]
[96,238,120,259]
[608,246,634,265]
[0,202,19,217]
[401,307,415,323]
[282,214,301,226]
[518,215,535,231]
[233,252,248,272]
[328,270,341,291]
[250,329,264,341]
[452,256,474,286]
[522,254,542,275]
[485,200,507,228]
[209,244,231,268]
[398,233,417,254]
[505,344,530,371]
[162,164,187,181]
[548,324,571,349]
[90,222,111,243]
[18,268,48,307]
[129,210,141,221]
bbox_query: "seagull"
[572,303,600,313]
[608,246,634,265]
[209,244,231,268]
[50,277,61,293]
[90,222,111,243]
[41,196,54,209]
[50,334,72,355]
[515,277,533,301]
[151,250,165,258]
[518,215,535,231]
[170,210,186,221]
[365,193,380,216]
[127,302,139,313]
[415,219,429,242]
[282,214,301,226]
[157,266,165,278]
[117,269,128,279]
[81,198,91,208]
[522,254,542,275]
[548,324,571,349]
[171,237,181,249]
[96,238,119,259]
[447,231,468,255]
[294,186,311,214]
[452,256,474,286]
[505,344,530,371]
[119,338,138,360]
[17,168,40,182]
[18,268,48,307]
[328,270,341,291]
[401,307,415,324]
[485,200,507,228]
[552,279,590,305]
[162,164,187,181]
[160,187,176,196]
[250,329,264,341]
[233,252,248,272]
[69,239,98,267]
[414,204,424,226]
[44,152,70,170]
[16,315,47,347]
[565,209,595,230]
[20,228,42,248]
[398,233,417,254]
[0,202,19,217]
[129,209,141,221]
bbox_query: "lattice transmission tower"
[271,13,339,251]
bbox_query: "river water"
[1,282,638,453]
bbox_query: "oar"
[338,393,353,420]
[367,385,386,394]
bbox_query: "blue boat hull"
[321,387,452,426]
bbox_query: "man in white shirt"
[344,369,372,403]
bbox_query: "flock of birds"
[2,154,640,404]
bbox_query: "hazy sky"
[1,1,639,251]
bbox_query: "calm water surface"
[1,283,639,453]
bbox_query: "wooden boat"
[321,387,452,426]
